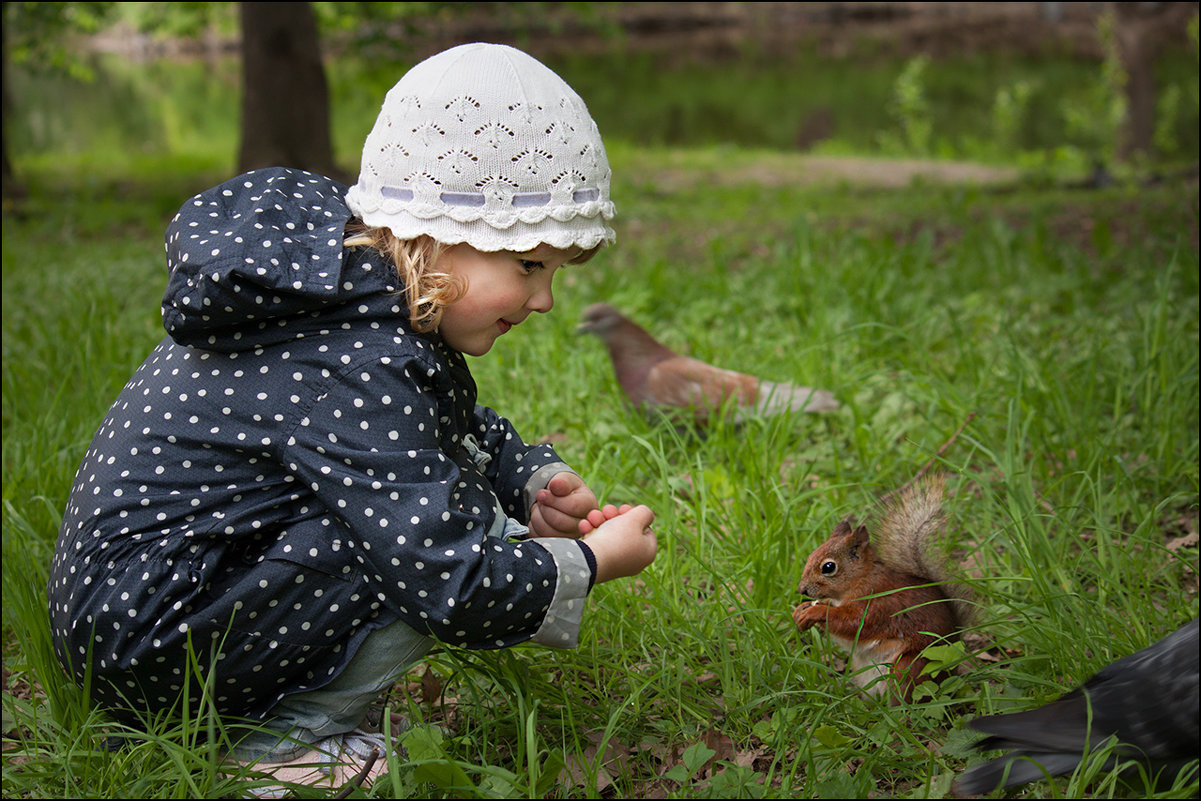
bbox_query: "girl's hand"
[528,472,599,539]
[578,502,632,534]
[581,504,657,584]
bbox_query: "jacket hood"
[162,167,398,352]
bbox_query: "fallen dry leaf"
[700,726,736,775]
[734,745,767,768]
[419,665,443,704]
[1166,531,1198,552]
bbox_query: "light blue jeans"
[233,484,529,762]
[230,615,436,762]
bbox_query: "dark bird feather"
[953,617,1200,796]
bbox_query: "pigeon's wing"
[954,749,1099,796]
[981,619,1201,760]
[966,692,1106,755]
[954,619,1200,796]
[643,356,757,414]
[1079,618,1200,759]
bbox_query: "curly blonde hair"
[343,222,463,333]
[344,221,604,332]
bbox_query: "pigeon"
[953,617,1200,796]
[578,302,839,427]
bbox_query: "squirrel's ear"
[847,524,871,558]
[832,519,856,537]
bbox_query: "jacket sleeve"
[470,404,577,523]
[279,350,587,649]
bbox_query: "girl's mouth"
[498,320,513,335]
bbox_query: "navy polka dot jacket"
[47,168,594,724]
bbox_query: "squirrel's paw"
[792,600,827,630]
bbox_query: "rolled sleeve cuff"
[528,537,593,649]
[521,461,576,512]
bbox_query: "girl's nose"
[527,278,554,313]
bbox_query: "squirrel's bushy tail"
[876,474,974,629]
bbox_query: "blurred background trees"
[3,1,1197,199]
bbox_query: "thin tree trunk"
[238,1,345,181]
[2,20,24,200]
[1113,1,1195,161]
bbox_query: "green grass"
[3,144,1197,798]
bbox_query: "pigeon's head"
[577,303,625,338]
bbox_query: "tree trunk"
[238,1,346,181]
[1113,1,1196,161]
[2,20,24,201]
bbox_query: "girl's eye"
[519,259,544,274]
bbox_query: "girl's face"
[436,243,577,356]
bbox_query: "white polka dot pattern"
[46,167,588,725]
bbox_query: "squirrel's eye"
[821,560,837,576]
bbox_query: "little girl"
[46,42,657,793]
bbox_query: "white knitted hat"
[345,42,615,254]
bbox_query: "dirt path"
[758,155,1020,188]
[627,151,1022,192]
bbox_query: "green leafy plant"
[879,55,934,156]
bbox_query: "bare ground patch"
[639,153,1021,192]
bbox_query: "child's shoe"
[239,728,391,798]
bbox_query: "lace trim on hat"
[380,186,600,208]
[367,214,615,253]
[348,186,615,230]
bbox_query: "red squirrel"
[792,474,973,701]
